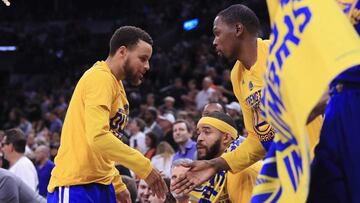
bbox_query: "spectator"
[202,101,226,117]
[128,118,147,154]
[172,120,197,162]
[34,145,55,197]
[181,79,199,112]
[46,111,63,134]
[144,132,157,160]
[137,178,174,203]
[1,128,38,191]
[159,96,176,115]
[170,158,193,203]
[121,175,138,203]
[157,112,178,151]
[0,168,46,203]
[18,112,32,136]
[195,77,216,110]
[151,142,175,178]
[143,107,163,141]
[226,102,245,135]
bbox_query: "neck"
[39,158,49,168]
[105,56,125,81]
[238,36,257,70]
[9,153,23,167]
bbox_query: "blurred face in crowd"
[226,108,238,117]
[144,109,156,124]
[196,124,228,160]
[171,165,190,200]
[34,146,50,164]
[202,77,212,89]
[146,94,155,106]
[145,135,152,148]
[122,40,153,86]
[175,78,183,88]
[1,136,12,160]
[148,193,166,203]
[138,179,151,203]
[202,103,224,116]
[213,16,240,61]
[173,122,191,145]
[187,80,197,90]
[128,120,139,134]
[165,100,174,108]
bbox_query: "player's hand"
[116,188,131,203]
[145,168,168,199]
[171,160,218,195]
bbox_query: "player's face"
[138,179,151,203]
[213,16,239,61]
[124,40,152,86]
[173,122,191,145]
[196,124,223,160]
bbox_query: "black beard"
[123,58,139,86]
[198,138,221,160]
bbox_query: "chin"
[131,80,142,86]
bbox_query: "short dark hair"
[206,111,237,131]
[217,4,260,35]
[173,119,192,133]
[109,26,153,56]
[133,118,146,132]
[4,128,26,153]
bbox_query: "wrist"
[208,157,230,171]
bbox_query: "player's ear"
[235,23,244,37]
[223,133,232,144]
[115,46,128,58]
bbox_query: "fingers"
[170,173,188,191]
[147,169,168,199]
[173,176,194,194]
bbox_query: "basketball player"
[47,26,167,203]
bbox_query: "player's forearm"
[85,105,153,179]
[221,133,266,173]
[209,157,230,171]
[90,131,153,178]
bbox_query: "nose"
[197,133,204,142]
[144,61,150,71]
[144,187,151,196]
[212,37,217,48]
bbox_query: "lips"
[197,144,206,150]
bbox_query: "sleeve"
[84,72,153,179]
[112,172,127,194]
[0,174,19,202]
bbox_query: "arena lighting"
[0,46,17,51]
[183,18,199,31]
[2,0,10,6]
